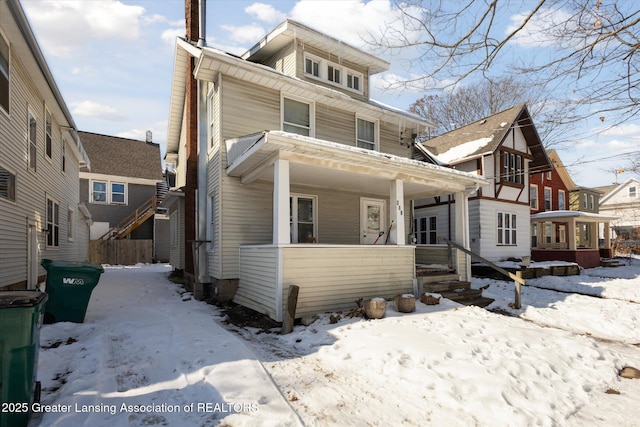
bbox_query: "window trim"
[544,187,552,211]
[45,106,53,159]
[302,52,364,94]
[91,180,108,204]
[110,182,127,205]
[497,211,517,246]
[281,94,315,137]
[558,189,566,210]
[530,184,538,210]
[501,151,524,185]
[589,194,595,210]
[46,196,60,248]
[0,29,9,115]
[356,115,379,151]
[629,186,636,198]
[28,108,37,173]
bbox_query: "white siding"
[234,246,279,319]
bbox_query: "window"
[502,151,524,184]
[589,194,595,210]
[45,108,52,158]
[207,86,217,148]
[582,193,587,209]
[67,207,74,241]
[327,65,341,84]
[531,223,538,248]
[305,57,320,77]
[629,187,636,198]
[110,182,126,204]
[0,32,8,113]
[62,142,66,172]
[347,73,361,91]
[545,222,552,244]
[207,193,216,251]
[92,181,107,203]
[558,190,565,210]
[429,216,437,244]
[28,111,37,171]
[546,171,552,180]
[544,187,552,211]
[46,198,59,247]
[290,195,316,243]
[530,185,538,209]
[557,224,566,244]
[497,212,517,246]
[283,97,311,136]
[414,216,437,244]
[357,117,376,150]
[0,165,16,201]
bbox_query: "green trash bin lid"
[0,291,47,308]
[41,259,104,273]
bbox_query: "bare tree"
[370,0,640,130]
[408,76,565,142]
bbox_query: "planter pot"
[364,298,386,319]
[394,294,416,313]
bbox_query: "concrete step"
[457,297,495,308]
[423,280,471,293]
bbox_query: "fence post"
[514,271,522,309]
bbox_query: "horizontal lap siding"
[234,247,278,319]
[380,121,411,158]
[282,246,415,318]
[415,246,451,266]
[315,104,354,144]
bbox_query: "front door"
[361,198,386,244]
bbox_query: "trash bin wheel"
[34,381,42,404]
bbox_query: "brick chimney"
[183,0,199,276]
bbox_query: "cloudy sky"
[20,0,639,188]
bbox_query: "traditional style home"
[529,150,616,267]
[164,15,488,321]
[597,177,640,240]
[0,0,91,289]
[413,104,551,263]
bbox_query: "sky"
[19,0,640,188]
[32,259,640,426]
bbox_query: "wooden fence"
[88,240,153,265]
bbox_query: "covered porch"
[531,211,617,269]
[225,131,487,321]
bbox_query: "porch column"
[389,179,405,245]
[455,191,472,280]
[568,218,577,250]
[603,221,611,249]
[273,159,290,245]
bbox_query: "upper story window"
[303,53,363,94]
[530,184,538,209]
[62,142,66,173]
[356,117,377,150]
[0,32,9,113]
[283,97,312,137]
[629,186,637,198]
[582,193,587,209]
[45,108,52,158]
[544,187,552,210]
[589,194,595,210]
[110,182,126,204]
[92,181,107,203]
[501,151,524,184]
[558,190,566,210]
[28,110,37,172]
[0,164,16,201]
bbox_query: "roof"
[78,131,162,180]
[418,104,551,172]
[546,149,576,190]
[531,210,618,222]
[599,177,640,205]
[241,20,389,75]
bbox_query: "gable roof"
[78,131,162,181]
[418,104,551,173]
[599,177,640,204]
[546,149,576,190]
[241,19,389,75]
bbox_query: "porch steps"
[417,270,494,308]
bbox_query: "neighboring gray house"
[164,18,488,321]
[0,0,91,289]
[414,104,551,263]
[78,131,165,247]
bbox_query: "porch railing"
[443,239,525,309]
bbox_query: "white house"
[164,16,488,321]
[0,0,91,289]
[597,177,640,240]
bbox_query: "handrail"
[443,238,524,309]
[98,195,157,240]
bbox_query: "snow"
[433,135,494,163]
[31,259,640,426]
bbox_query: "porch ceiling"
[226,131,488,198]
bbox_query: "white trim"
[360,197,387,244]
[109,181,127,205]
[281,93,315,138]
[544,186,552,210]
[27,106,37,173]
[80,171,161,186]
[355,114,379,151]
[273,159,290,245]
[302,51,364,95]
[530,183,538,210]
[290,193,318,243]
[389,180,405,245]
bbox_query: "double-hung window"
[45,108,52,158]
[544,187,551,211]
[92,181,107,203]
[589,194,595,210]
[0,32,8,113]
[0,164,16,201]
[46,198,59,247]
[530,184,538,209]
[357,117,376,150]
[328,65,340,84]
[305,57,320,77]
[28,111,37,172]
[414,216,437,244]
[558,190,565,210]
[110,182,126,204]
[347,73,361,91]
[283,97,311,137]
[290,195,316,243]
[497,212,517,246]
[630,187,637,198]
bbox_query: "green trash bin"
[0,291,48,427]
[41,259,104,323]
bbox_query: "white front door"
[361,198,386,244]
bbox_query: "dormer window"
[347,73,360,91]
[305,57,319,77]
[328,65,341,84]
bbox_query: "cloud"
[161,28,184,46]
[22,1,148,58]
[507,8,574,48]
[72,101,127,122]
[245,3,286,23]
[601,123,640,137]
[220,24,266,45]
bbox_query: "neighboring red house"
[529,150,616,268]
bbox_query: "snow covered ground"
[30,259,640,426]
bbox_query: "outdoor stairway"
[416,268,495,308]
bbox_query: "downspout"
[196,0,209,291]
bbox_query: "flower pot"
[394,294,416,313]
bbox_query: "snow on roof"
[530,210,618,221]
[434,135,494,163]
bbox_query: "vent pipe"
[146,130,152,143]
[197,0,206,47]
